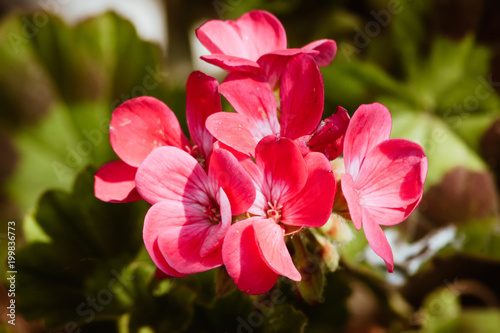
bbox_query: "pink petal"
[186,71,220,159]
[307,106,350,160]
[220,71,279,136]
[205,112,261,156]
[343,103,392,180]
[355,139,427,209]
[223,218,279,294]
[255,136,308,204]
[301,39,337,67]
[279,54,324,140]
[281,152,336,228]
[213,141,252,162]
[208,148,256,215]
[257,48,319,89]
[110,96,190,167]
[94,161,141,203]
[253,219,301,281]
[239,158,268,217]
[363,217,394,272]
[200,54,261,73]
[143,208,187,278]
[199,189,232,257]
[145,200,224,274]
[340,173,363,231]
[135,146,210,205]
[196,10,287,61]
[151,239,187,278]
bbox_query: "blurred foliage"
[0,0,500,332]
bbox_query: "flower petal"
[200,54,261,73]
[220,71,279,135]
[253,219,301,281]
[208,148,256,215]
[143,203,187,278]
[257,48,319,89]
[355,139,427,210]
[196,10,287,61]
[135,146,210,205]
[94,161,141,203]
[307,106,350,160]
[340,173,363,231]
[301,39,337,66]
[363,217,394,272]
[206,112,261,156]
[186,71,220,159]
[223,218,279,294]
[279,54,324,140]
[199,189,232,257]
[255,136,308,204]
[110,96,190,167]
[281,152,336,228]
[343,103,392,180]
[145,200,223,274]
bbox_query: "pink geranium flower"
[206,53,324,157]
[196,10,336,88]
[94,71,220,202]
[135,146,256,277]
[223,135,336,294]
[340,103,428,272]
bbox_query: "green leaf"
[16,167,148,328]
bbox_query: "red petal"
[94,161,141,203]
[301,39,337,67]
[208,148,256,215]
[222,218,279,294]
[279,54,324,140]
[355,139,427,210]
[340,173,363,231]
[363,217,394,272]
[186,71,220,159]
[196,10,287,61]
[206,112,261,156]
[343,103,392,180]
[253,219,301,281]
[257,48,319,89]
[135,146,210,205]
[110,96,190,167]
[281,152,336,228]
[255,136,308,203]
[307,106,350,160]
[220,71,279,135]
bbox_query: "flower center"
[266,200,283,222]
[205,205,221,224]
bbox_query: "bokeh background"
[1,0,500,332]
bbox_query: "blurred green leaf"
[0,12,171,220]
[263,304,307,333]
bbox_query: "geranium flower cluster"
[94,10,428,295]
